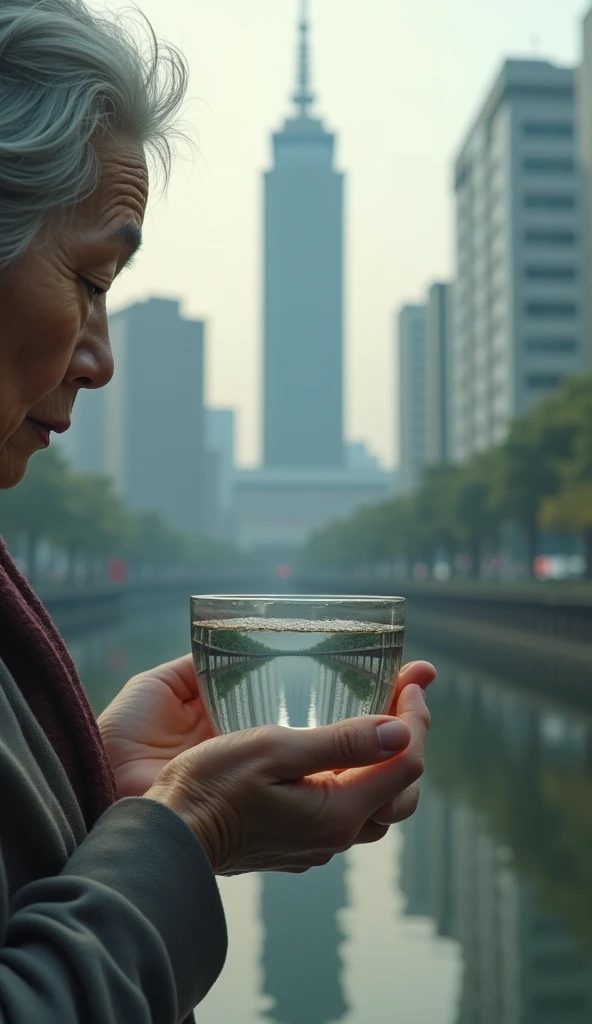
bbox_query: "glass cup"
[190,594,406,734]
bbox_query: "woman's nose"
[66,310,115,390]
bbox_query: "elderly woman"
[0,1,435,1021]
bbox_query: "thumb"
[268,716,411,781]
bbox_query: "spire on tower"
[293,0,315,117]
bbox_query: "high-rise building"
[106,298,207,535]
[453,60,585,463]
[68,298,209,536]
[425,283,453,465]
[263,0,344,469]
[59,386,107,474]
[397,304,427,494]
[578,9,592,368]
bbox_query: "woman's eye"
[81,277,106,300]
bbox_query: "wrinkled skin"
[100,657,435,873]
[0,133,147,489]
[99,656,435,799]
[146,677,433,876]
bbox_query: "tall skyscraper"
[453,60,585,463]
[263,0,344,469]
[425,283,453,465]
[397,304,427,494]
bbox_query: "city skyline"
[94,0,588,469]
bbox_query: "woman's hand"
[98,657,435,800]
[98,655,216,798]
[146,681,431,876]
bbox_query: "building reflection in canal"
[401,657,592,1024]
[66,603,592,1023]
[261,860,348,1024]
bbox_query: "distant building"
[578,10,592,368]
[234,466,392,554]
[345,441,381,474]
[205,408,236,539]
[425,283,453,465]
[65,387,108,474]
[106,298,208,536]
[397,304,427,494]
[453,60,585,463]
[68,298,210,536]
[263,2,344,469]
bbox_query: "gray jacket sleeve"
[0,798,227,1023]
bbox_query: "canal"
[67,598,592,1024]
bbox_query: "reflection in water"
[261,860,348,1024]
[402,657,592,1024]
[65,604,592,1023]
[191,620,401,733]
[205,657,385,732]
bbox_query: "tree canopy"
[300,375,592,579]
[0,447,240,582]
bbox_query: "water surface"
[69,599,592,1024]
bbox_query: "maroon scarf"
[0,537,116,828]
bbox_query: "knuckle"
[323,817,356,852]
[334,721,365,763]
[400,784,420,820]
[250,725,286,760]
[403,750,425,781]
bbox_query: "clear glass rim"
[191,594,405,605]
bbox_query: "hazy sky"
[97,0,589,467]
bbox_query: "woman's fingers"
[370,782,421,826]
[262,714,411,781]
[352,819,391,846]
[339,684,430,818]
[386,660,436,715]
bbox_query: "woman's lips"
[26,419,51,448]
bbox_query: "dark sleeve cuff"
[62,797,228,1015]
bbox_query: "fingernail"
[377,720,409,753]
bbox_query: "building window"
[526,338,577,353]
[524,194,575,210]
[526,302,576,318]
[523,157,574,174]
[523,121,574,138]
[525,266,576,281]
[524,229,576,246]
[526,373,563,389]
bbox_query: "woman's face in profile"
[0,133,148,489]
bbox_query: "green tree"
[539,384,592,577]
[58,474,127,581]
[0,448,69,582]
[453,453,500,577]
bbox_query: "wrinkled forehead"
[59,134,149,254]
[82,134,148,226]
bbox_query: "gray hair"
[0,0,188,268]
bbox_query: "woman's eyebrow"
[110,222,143,265]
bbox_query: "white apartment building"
[452,60,585,463]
